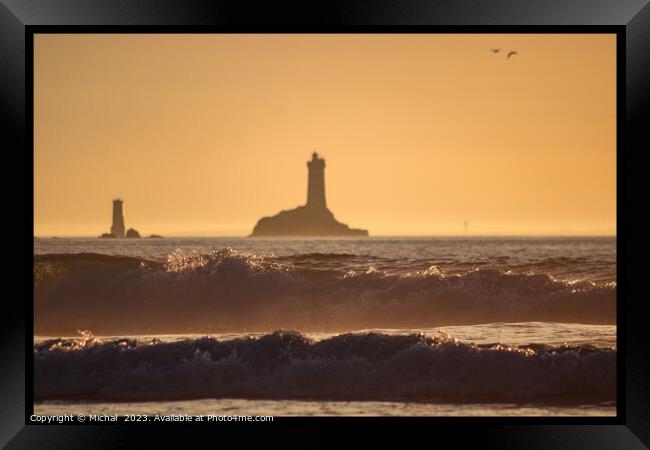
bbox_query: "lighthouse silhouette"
[307,152,326,210]
[251,151,368,236]
[110,199,126,238]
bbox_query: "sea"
[34,236,616,416]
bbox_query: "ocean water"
[33,236,616,416]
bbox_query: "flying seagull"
[491,48,501,53]
[507,51,518,58]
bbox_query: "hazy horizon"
[34,232,616,238]
[35,34,616,237]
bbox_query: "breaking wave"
[34,249,616,335]
[34,330,616,403]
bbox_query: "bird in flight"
[491,48,501,53]
[507,51,518,58]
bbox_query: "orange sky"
[34,34,616,237]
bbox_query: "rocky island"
[126,228,141,238]
[251,152,368,237]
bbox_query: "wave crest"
[34,330,615,403]
[35,250,616,335]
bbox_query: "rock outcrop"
[126,228,141,238]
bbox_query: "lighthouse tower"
[250,151,368,236]
[307,152,326,209]
[110,199,126,238]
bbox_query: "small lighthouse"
[307,152,326,210]
[110,199,126,238]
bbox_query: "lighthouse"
[307,152,326,209]
[110,199,126,238]
[251,151,368,237]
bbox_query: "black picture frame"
[1,0,648,447]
